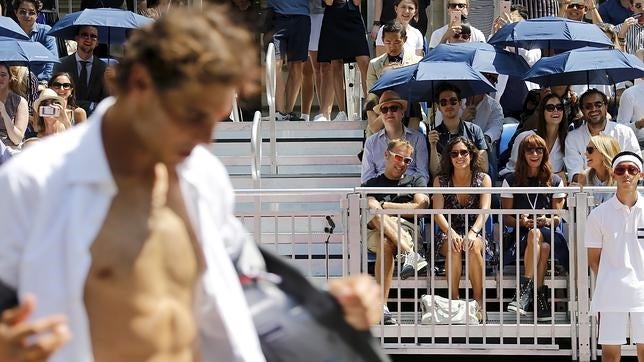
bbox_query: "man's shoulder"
[369,53,388,66]
[362,173,386,187]
[57,54,76,67]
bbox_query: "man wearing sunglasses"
[12,0,58,82]
[564,89,640,184]
[53,26,108,115]
[586,151,644,362]
[427,0,485,48]
[559,0,603,24]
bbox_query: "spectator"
[585,151,644,362]
[444,19,473,44]
[616,0,644,55]
[361,91,429,183]
[363,138,429,324]
[540,85,582,129]
[428,83,488,177]
[428,0,485,48]
[577,134,621,204]
[501,134,567,322]
[0,62,28,148]
[559,0,603,24]
[564,89,640,184]
[49,72,87,124]
[53,26,107,115]
[371,0,430,39]
[31,88,71,138]
[12,0,58,82]
[500,94,568,181]
[375,1,424,57]
[598,0,635,25]
[616,76,644,149]
[432,136,491,318]
[8,66,38,112]
[301,0,326,122]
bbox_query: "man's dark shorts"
[272,14,311,62]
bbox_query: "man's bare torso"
[84,164,204,362]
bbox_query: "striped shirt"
[616,22,644,55]
[512,0,559,19]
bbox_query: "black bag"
[241,245,390,362]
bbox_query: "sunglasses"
[634,3,642,8]
[79,32,98,40]
[544,103,564,112]
[380,104,401,114]
[453,33,471,40]
[388,150,413,165]
[448,3,467,9]
[52,82,72,90]
[17,8,37,16]
[582,101,605,111]
[439,97,459,106]
[567,3,585,9]
[450,149,470,158]
[614,165,641,176]
[525,147,545,155]
[585,146,596,154]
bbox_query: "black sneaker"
[536,286,552,322]
[507,276,534,315]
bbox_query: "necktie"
[78,61,89,99]
[388,55,403,63]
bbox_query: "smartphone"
[499,0,511,16]
[449,10,461,27]
[634,13,643,19]
[39,105,60,117]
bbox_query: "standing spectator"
[375,0,424,57]
[564,89,639,184]
[616,0,644,55]
[317,0,370,122]
[576,134,621,204]
[371,0,430,39]
[501,134,567,321]
[301,0,326,122]
[598,0,635,25]
[269,0,310,121]
[559,0,603,23]
[512,0,559,18]
[53,26,107,115]
[586,151,644,362]
[12,0,58,82]
[617,79,644,149]
[363,138,429,324]
[432,136,491,318]
[428,0,486,48]
[49,72,88,124]
[0,62,28,148]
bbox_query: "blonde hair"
[588,134,620,186]
[9,66,29,97]
[387,138,414,153]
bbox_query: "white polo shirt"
[617,83,644,143]
[585,194,644,313]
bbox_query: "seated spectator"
[49,72,87,124]
[361,90,429,183]
[432,136,491,317]
[615,0,644,55]
[375,1,424,57]
[13,0,58,82]
[565,89,640,184]
[428,83,488,177]
[428,0,485,48]
[31,88,71,138]
[0,62,28,148]
[617,74,644,149]
[363,138,430,324]
[500,94,568,181]
[577,134,621,204]
[501,134,568,322]
[8,66,38,112]
[559,0,602,24]
[598,0,634,25]
[444,20,473,44]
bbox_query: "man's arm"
[584,0,603,24]
[381,193,430,212]
[42,30,59,81]
[585,210,603,276]
[587,248,601,276]
[564,130,584,183]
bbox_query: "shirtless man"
[0,6,380,362]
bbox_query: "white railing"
[264,43,278,174]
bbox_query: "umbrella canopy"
[370,61,496,103]
[0,37,61,64]
[488,16,613,51]
[523,47,644,86]
[0,15,29,40]
[423,42,530,77]
[47,8,153,44]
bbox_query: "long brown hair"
[439,136,482,177]
[514,134,553,187]
[536,93,568,155]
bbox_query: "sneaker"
[276,112,290,121]
[332,111,348,121]
[507,276,534,315]
[399,251,428,280]
[301,113,310,122]
[536,286,552,322]
[313,114,330,122]
[383,305,397,325]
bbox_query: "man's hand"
[635,118,644,129]
[619,17,637,36]
[328,275,381,330]
[0,295,71,362]
[427,130,439,147]
[583,0,596,9]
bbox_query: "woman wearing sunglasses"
[432,136,491,319]
[500,94,568,182]
[49,72,87,124]
[501,134,568,322]
[576,134,621,204]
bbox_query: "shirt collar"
[375,125,412,139]
[75,52,94,64]
[609,192,644,210]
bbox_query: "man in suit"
[53,25,107,115]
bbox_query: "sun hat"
[33,88,65,116]
[373,90,408,115]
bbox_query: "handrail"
[250,111,262,187]
[265,42,278,175]
[231,93,242,122]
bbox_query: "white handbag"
[420,294,480,325]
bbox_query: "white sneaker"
[400,251,428,280]
[301,113,310,122]
[276,112,289,121]
[313,114,330,122]
[333,111,348,121]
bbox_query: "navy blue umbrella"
[423,42,530,77]
[0,15,29,40]
[47,8,153,44]
[0,37,61,64]
[370,61,496,103]
[523,47,644,86]
[488,16,613,51]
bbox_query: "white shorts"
[309,13,324,51]
[598,312,644,345]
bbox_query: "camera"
[39,105,61,118]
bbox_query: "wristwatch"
[373,20,381,26]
